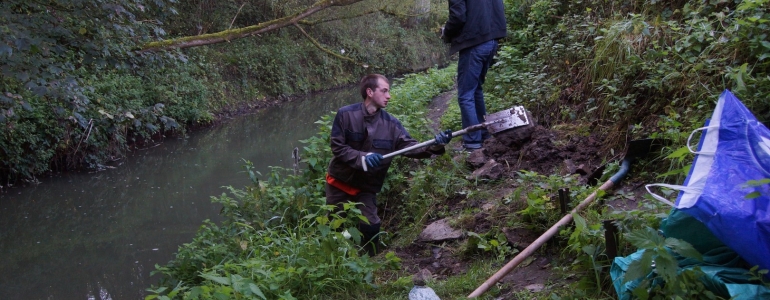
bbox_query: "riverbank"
[1,2,451,185]
[143,64,662,299]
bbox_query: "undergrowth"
[146,65,461,299]
[146,0,770,299]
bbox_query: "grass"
[339,257,510,300]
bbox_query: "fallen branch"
[141,0,365,52]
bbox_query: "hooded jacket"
[327,103,444,193]
[443,0,507,55]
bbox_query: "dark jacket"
[443,0,507,55]
[327,103,444,193]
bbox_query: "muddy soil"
[389,92,631,298]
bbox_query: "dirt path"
[426,90,455,131]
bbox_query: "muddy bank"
[392,103,617,297]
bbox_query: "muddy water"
[0,87,359,299]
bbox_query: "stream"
[0,87,359,299]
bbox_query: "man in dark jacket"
[326,74,452,256]
[442,0,507,151]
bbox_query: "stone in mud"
[409,268,441,300]
[418,219,463,242]
[468,159,504,180]
[562,159,588,176]
[525,283,545,292]
[465,148,487,168]
[503,227,536,249]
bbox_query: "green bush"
[493,0,769,139]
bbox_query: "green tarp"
[610,209,770,299]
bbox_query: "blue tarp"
[617,90,770,298]
[645,90,770,271]
[675,90,770,271]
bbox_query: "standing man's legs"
[457,39,498,149]
[354,192,381,256]
[325,183,382,256]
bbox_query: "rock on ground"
[418,219,463,242]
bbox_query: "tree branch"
[141,0,365,52]
[292,23,375,69]
[229,3,246,31]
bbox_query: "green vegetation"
[148,0,770,299]
[1,0,182,181]
[0,0,449,184]
[494,0,769,149]
[5,0,769,298]
[484,0,770,298]
[146,65,459,299]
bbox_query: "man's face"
[368,79,390,109]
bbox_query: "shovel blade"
[485,106,530,134]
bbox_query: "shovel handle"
[361,122,494,171]
[383,122,490,159]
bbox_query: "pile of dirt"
[426,92,607,182]
[468,123,607,181]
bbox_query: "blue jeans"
[457,39,497,148]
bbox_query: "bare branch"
[292,23,374,69]
[141,0,365,52]
[229,3,247,31]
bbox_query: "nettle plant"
[621,227,713,300]
[513,170,591,232]
[464,230,517,261]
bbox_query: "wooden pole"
[467,180,615,298]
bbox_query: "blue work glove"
[434,129,453,145]
[365,153,384,168]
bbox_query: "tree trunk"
[408,0,431,27]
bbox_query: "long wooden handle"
[467,179,616,298]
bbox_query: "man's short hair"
[359,74,388,100]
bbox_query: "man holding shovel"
[325,74,453,256]
[442,0,507,151]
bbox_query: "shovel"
[362,106,530,171]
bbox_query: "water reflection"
[0,87,358,299]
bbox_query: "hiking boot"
[359,223,381,257]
